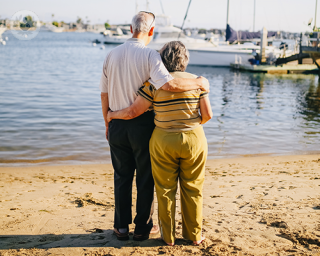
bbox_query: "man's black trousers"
[108,111,155,234]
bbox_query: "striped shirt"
[137,71,208,132]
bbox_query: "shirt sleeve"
[148,50,173,90]
[200,91,208,99]
[99,58,108,93]
[137,82,156,103]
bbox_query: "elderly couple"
[100,11,212,246]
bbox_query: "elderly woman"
[107,41,212,246]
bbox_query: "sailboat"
[187,0,293,66]
[103,1,214,49]
[147,14,214,50]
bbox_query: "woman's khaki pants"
[150,126,207,244]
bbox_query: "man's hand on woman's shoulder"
[197,76,210,92]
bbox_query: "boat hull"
[188,48,253,67]
[103,36,130,44]
[47,26,65,33]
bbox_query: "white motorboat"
[46,24,64,33]
[188,43,291,67]
[103,27,131,44]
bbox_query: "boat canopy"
[226,24,277,43]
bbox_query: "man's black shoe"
[113,228,129,241]
[133,232,149,241]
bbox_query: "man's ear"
[130,25,133,34]
[148,26,154,37]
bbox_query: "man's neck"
[132,32,149,46]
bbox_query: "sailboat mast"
[146,0,150,11]
[159,0,165,14]
[178,0,192,39]
[314,0,318,31]
[226,0,230,25]
[253,0,256,31]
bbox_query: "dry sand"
[0,154,320,256]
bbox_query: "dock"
[231,30,320,75]
[230,63,318,74]
[301,45,320,70]
[301,31,320,72]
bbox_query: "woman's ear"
[148,27,154,37]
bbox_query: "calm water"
[0,31,320,166]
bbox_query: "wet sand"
[0,154,320,256]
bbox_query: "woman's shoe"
[193,236,205,245]
[133,225,160,241]
[150,225,160,235]
[158,236,174,246]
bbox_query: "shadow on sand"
[0,229,193,250]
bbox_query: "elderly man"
[100,11,209,241]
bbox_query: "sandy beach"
[0,154,320,256]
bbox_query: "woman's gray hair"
[159,41,189,72]
[131,12,154,34]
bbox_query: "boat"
[188,43,290,67]
[86,24,106,34]
[103,14,215,48]
[46,24,64,33]
[103,26,131,44]
[147,14,215,50]
[187,0,294,66]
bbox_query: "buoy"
[92,43,96,47]
[100,45,105,50]
[24,34,28,38]
[5,37,8,41]
[2,41,6,45]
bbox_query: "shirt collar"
[126,38,145,45]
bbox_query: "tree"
[52,21,59,27]
[20,15,35,30]
[76,17,82,24]
[105,22,111,29]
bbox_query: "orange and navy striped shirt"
[137,71,208,132]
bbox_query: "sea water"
[0,31,319,165]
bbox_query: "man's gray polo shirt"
[99,38,173,111]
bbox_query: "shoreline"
[0,154,320,255]
[2,150,320,167]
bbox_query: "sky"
[0,0,318,32]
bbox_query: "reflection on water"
[186,66,320,159]
[300,79,320,121]
[0,32,319,166]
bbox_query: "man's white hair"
[131,12,155,34]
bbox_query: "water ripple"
[0,31,319,165]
